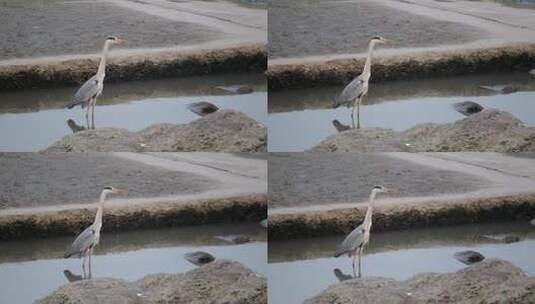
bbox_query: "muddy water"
[0,223,266,304]
[268,222,535,304]
[268,72,535,151]
[0,73,266,151]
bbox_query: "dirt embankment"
[0,194,267,241]
[268,43,535,91]
[268,193,535,240]
[0,44,266,91]
[44,110,267,153]
[311,109,535,152]
[306,259,535,304]
[38,260,267,304]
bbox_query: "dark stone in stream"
[306,259,535,304]
[502,85,520,94]
[453,250,485,265]
[187,101,219,117]
[453,101,484,116]
[184,251,216,266]
[478,234,521,244]
[215,85,254,94]
[333,268,353,282]
[332,119,351,132]
[38,260,267,304]
[215,234,251,244]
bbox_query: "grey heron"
[67,36,124,129]
[334,185,387,277]
[333,36,388,129]
[64,186,126,278]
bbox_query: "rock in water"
[260,219,268,228]
[531,218,535,226]
[216,85,254,94]
[187,102,219,116]
[454,250,485,265]
[479,234,521,244]
[332,120,351,132]
[453,101,484,116]
[333,268,353,282]
[215,234,251,244]
[530,69,535,78]
[184,251,215,266]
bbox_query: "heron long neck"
[362,41,376,80]
[364,191,376,230]
[94,191,107,230]
[96,41,111,81]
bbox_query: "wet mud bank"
[38,260,267,304]
[44,110,267,153]
[0,194,267,241]
[268,43,535,91]
[311,109,535,152]
[0,44,266,91]
[269,193,535,240]
[306,259,535,304]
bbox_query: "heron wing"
[334,223,366,257]
[333,75,365,108]
[67,75,99,109]
[64,225,96,258]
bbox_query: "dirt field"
[268,0,486,58]
[268,153,489,208]
[0,0,222,60]
[0,153,215,209]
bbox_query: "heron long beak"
[114,188,127,195]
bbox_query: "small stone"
[215,85,254,95]
[260,219,268,228]
[184,251,215,266]
[479,234,521,244]
[215,234,251,244]
[529,69,535,78]
[453,101,484,116]
[454,250,485,265]
[187,101,219,116]
[531,218,535,226]
[502,85,520,94]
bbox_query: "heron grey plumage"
[333,36,388,129]
[334,185,387,277]
[67,36,124,129]
[64,186,126,279]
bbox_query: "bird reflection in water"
[63,269,84,283]
[67,119,87,133]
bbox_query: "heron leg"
[88,247,93,279]
[85,103,90,129]
[351,100,356,129]
[352,249,357,277]
[91,99,96,129]
[356,99,361,129]
[358,247,362,278]
[82,254,87,279]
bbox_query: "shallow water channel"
[268,221,535,304]
[0,223,267,304]
[0,73,267,151]
[268,72,535,151]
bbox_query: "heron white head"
[100,186,127,201]
[105,36,125,45]
[370,36,388,45]
[371,185,388,194]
